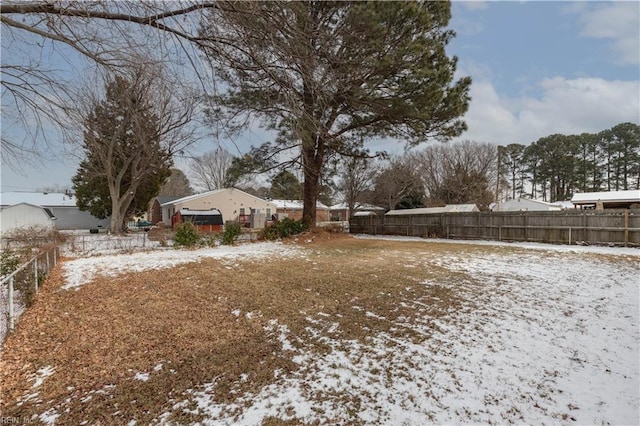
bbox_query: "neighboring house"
[329,203,385,220]
[271,199,331,223]
[0,203,56,234]
[161,188,277,229]
[492,198,561,212]
[172,208,223,233]
[571,190,640,210]
[386,204,480,216]
[149,196,181,224]
[0,192,110,230]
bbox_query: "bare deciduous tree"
[335,156,380,215]
[189,148,235,191]
[1,1,215,166]
[372,158,425,211]
[410,141,498,209]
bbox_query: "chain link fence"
[1,246,60,345]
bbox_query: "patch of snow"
[354,234,640,256]
[31,366,55,388]
[39,408,60,425]
[133,372,149,382]
[61,242,304,290]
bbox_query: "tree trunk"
[108,182,122,234]
[301,139,323,229]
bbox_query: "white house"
[161,188,277,228]
[571,190,640,209]
[0,192,110,230]
[492,198,561,212]
[0,203,56,234]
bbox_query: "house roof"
[155,196,182,205]
[386,204,479,215]
[161,188,274,207]
[571,190,640,204]
[0,192,78,207]
[161,189,226,206]
[271,199,329,210]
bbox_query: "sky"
[1,1,639,192]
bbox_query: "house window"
[266,208,271,218]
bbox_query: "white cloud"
[575,2,640,65]
[455,1,488,12]
[457,76,640,145]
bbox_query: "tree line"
[498,122,640,203]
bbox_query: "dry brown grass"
[0,235,528,424]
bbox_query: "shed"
[329,203,385,220]
[492,198,561,212]
[0,192,109,230]
[0,203,56,234]
[571,190,640,209]
[172,208,224,233]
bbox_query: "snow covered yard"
[0,235,638,425]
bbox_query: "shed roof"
[0,192,78,207]
[571,190,640,204]
[178,208,222,216]
[493,198,561,211]
[386,204,479,215]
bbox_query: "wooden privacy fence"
[1,246,61,344]
[350,209,640,247]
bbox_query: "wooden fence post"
[624,209,629,247]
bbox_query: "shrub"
[0,249,21,277]
[222,222,243,245]
[261,218,307,241]
[173,222,200,248]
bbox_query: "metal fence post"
[34,255,39,293]
[8,276,15,333]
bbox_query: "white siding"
[0,203,55,233]
[162,188,277,226]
